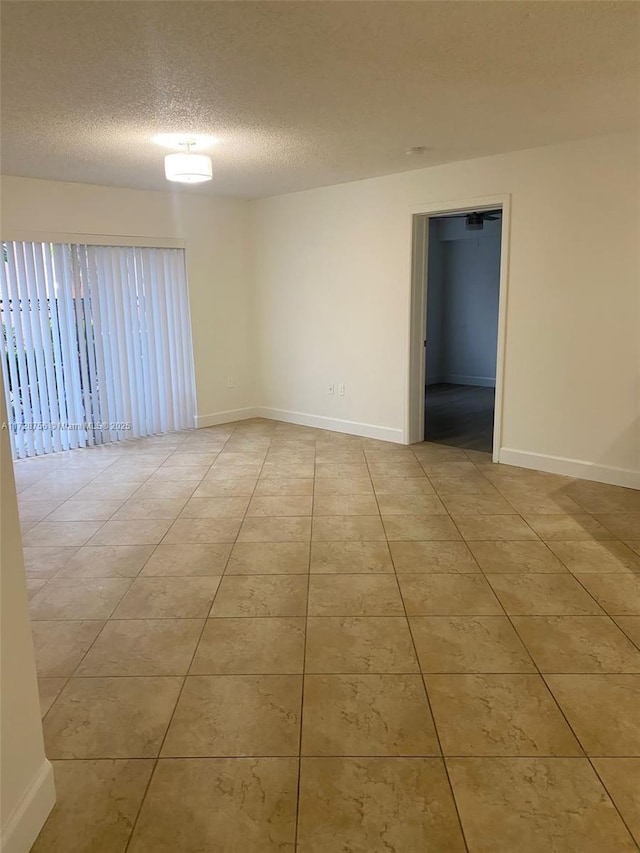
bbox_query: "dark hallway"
[424,383,495,452]
[424,210,501,454]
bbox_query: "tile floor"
[15,419,640,852]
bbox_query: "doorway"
[407,196,510,458]
[424,209,501,451]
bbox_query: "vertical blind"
[1,241,196,458]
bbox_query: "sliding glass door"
[1,241,196,458]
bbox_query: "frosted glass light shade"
[164,152,213,183]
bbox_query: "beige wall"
[2,133,638,484]
[251,131,640,483]
[0,379,55,851]
[0,176,254,424]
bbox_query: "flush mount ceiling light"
[153,133,217,151]
[164,139,213,184]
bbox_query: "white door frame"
[406,193,512,461]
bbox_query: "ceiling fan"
[464,211,501,231]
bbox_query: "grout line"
[394,445,471,852]
[293,440,314,852]
[39,674,71,723]
[123,422,242,853]
[586,758,640,849]
[45,751,632,760]
[31,607,637,621]
[67,617,120,679]
[614,618,640,653]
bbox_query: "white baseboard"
[254,407,404,443]
[499,448,640,489]
[1,760,55,853]
[442,374,496,388]
[195,408,259,428]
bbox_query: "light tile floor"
[15,419,640,852]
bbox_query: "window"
[1,241,196,458]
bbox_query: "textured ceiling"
[1,1,639,198]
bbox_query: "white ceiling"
[2,1,639,198]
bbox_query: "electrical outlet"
[337,383,345,396]
[328,384,335,395]
[227,377,235,388]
